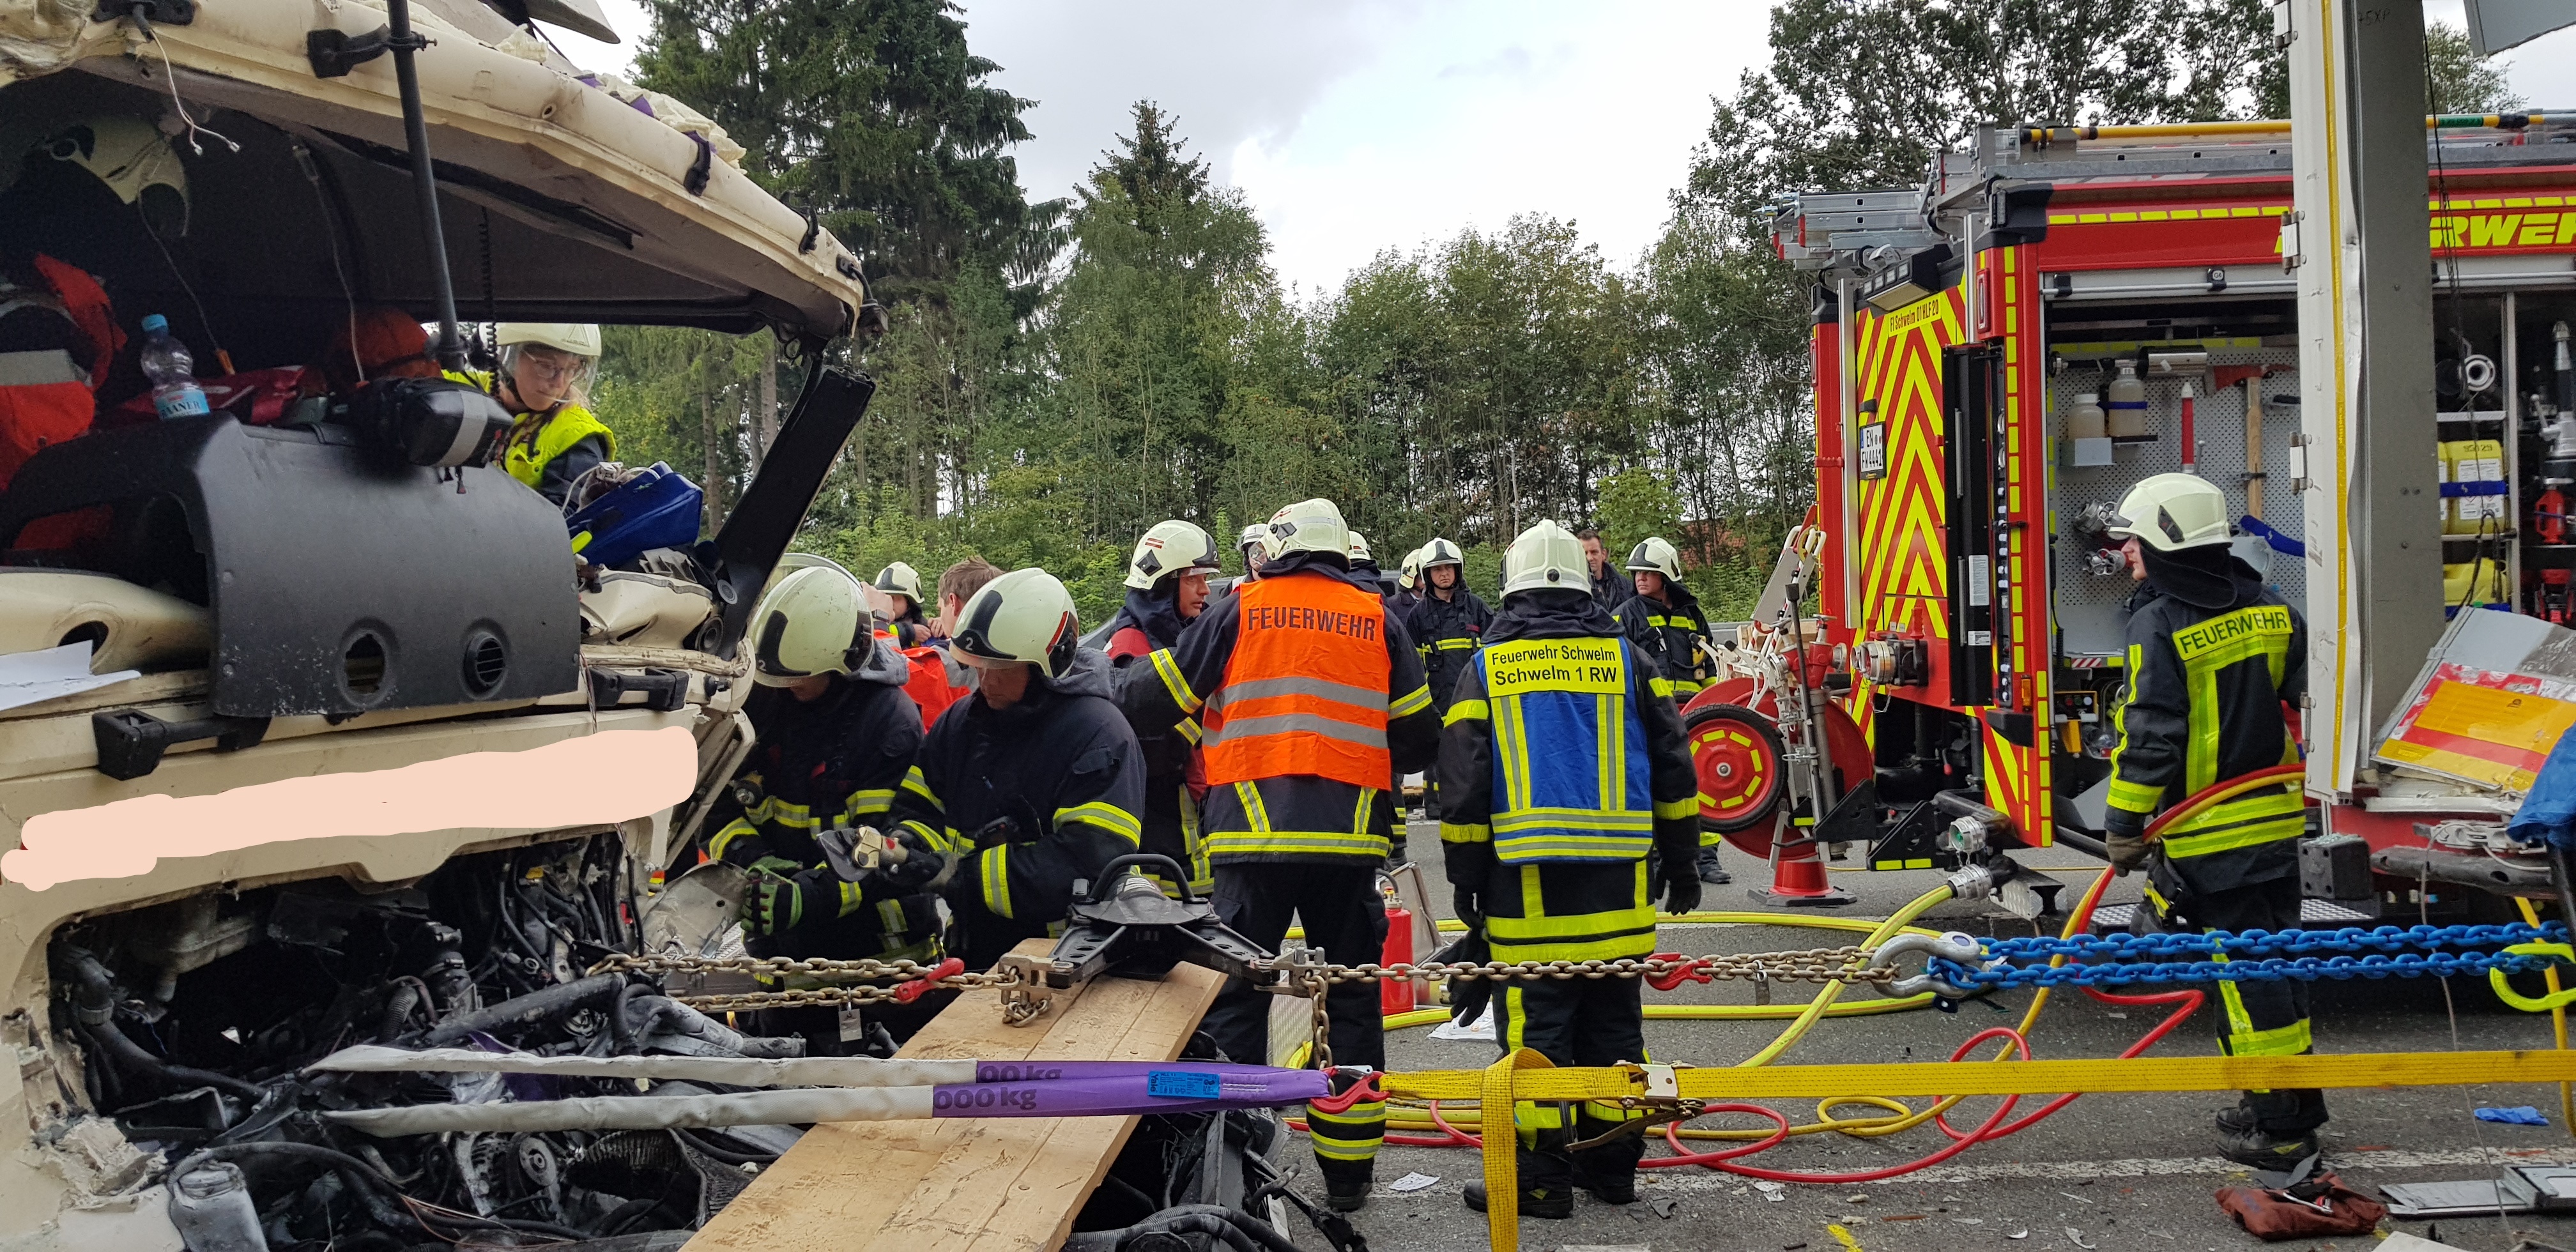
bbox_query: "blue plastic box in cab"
[566,462,703,568]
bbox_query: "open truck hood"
[0,0,867,341]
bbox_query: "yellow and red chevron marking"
[1854,291,1961,643]
[1986,246,2050,845]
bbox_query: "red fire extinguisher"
[1380,903,1415,1015]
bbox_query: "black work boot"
[1462,1179,1575,1219]
[1318,1158,1372,1212]
[1697,845,1731,885]
[1572,1113,1645,1204]
[2216,1106,2322,1170]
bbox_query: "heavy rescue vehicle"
[1699,116,2576,922]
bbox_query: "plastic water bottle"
[139,314,209,420]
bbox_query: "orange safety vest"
[1200,572,1392,791]
[900,642,965,726]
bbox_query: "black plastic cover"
[0,415,577,717]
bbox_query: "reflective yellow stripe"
[1055,801,1144,846]
[1200,830,1391,859]
[767,800,820,829]
[834,879,866,918]
[1652,795,1698,820]
[1596,692,1618,817]
[1236,781,1271,833]
[1445,699,1490,726]
[979,846,1013,919]
[899,819,954,855]
[1307,1099,1385,1161]
[708,818,760,862]
[1391,684,1434,717]
[1648,676,1675,699]
[1436,637,1479,650]
[2106,777,2165,814]
[2217,968,2313,1057]
[845,788,894,819]
[2163,814,2306,857]
[1176,717,1203,745]
[1493,833,1654,860]
[1150,648,1202,714]
[1441,821,1494,844]
[1671,680,1704,696]
[901,766,939,807]
[1492,807,1655,832]
[1487,864,1655,961]
[2161,787,2306,857]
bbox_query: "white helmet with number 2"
[949,567,1082,678]
[747,565,869,687]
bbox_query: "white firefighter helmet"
[747,564,868,687]
[1347,530,1374,563]
[495,323,602,357]
[1238,523,1269,556]
[1625,537,1683,581]
[1126,520,1223,590]
[873,561,925,604]
[1503,520,1591,597]
[1264,498,1349,562]
[2108,472,2233,551]
[1418,538,1464,571]
[949,567,1081,678]
[1399,546,1423,591]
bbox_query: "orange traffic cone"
[1750,807,1853,907]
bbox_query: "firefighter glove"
[2104,813,2150,876]
[1659,869,1703,917]
[746,866,847,935]
[1452,886,1482,930]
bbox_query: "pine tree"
[632,0,1064,311]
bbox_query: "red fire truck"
[1702,116,2576,920]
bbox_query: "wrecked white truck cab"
[0,0,871,1244]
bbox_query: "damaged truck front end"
[0,0,875,1244]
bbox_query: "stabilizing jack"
[1000,854,1273,1025]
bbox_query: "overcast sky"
[549,1,2576,297]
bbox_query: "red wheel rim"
[1687,703,1786,839]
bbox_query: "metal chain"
[1973,922,2564,963]
[1931,948,2563,991]
[1926,922,2574,992]
[1305,969,1333,1072]
[592,946,1901,1014]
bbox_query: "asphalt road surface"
[1289,825,2576,1252]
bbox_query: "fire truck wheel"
[1685,702,1786,837]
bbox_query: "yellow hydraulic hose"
[2515,896,2576,1138]
[1734,882,1958,1068]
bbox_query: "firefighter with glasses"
[1119,498,1439,1212]
[2102,471,2322,1172]
[886,568,1147,974]
[1439,521,1702,1218]
[486,323,613,505]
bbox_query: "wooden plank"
[687,941,1228,1251]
